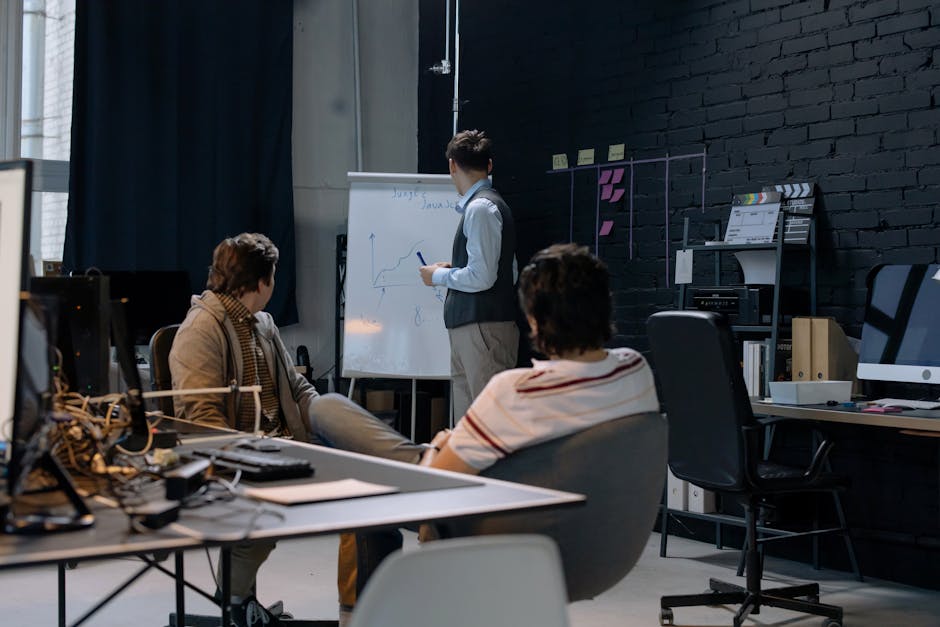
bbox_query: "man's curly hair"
[445,129,493,172]
[518,243,614,357]
[206,233,279,297]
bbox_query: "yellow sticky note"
[551,153,569,170]
[608,143,625,161]
[576,149,595,166]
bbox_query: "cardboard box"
[811,317,858,382]
[768,380,852,405]
[366,390,395,412]
[429,397,448,434]
[791,316,858,388]
[792,317,813,382]
[667,469,688,511]
[688,484,716,514]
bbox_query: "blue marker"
[417,251,427,265]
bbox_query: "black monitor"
[30,275,111,397]
[103,271,192,347]
[110,298,152,453]
[7,298,54,496]
[4,297,94,533]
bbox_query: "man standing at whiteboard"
[420,130,519,419]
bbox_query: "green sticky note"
[552,153,569,169]
[576,149,595,166]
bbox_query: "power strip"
[164,458,211,501]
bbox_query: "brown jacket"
[168,290,315,441]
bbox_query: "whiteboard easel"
[346,377,453,440]
[343,172,460,440]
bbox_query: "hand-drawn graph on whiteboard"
[343,172,461,379]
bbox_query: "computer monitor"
[103,270,192,347]
[8,298,56,494]
[30,275,111,397]
[0,160,33,453]
[110,298,152,452]
[857,264,940,385]
[5,296,94,532]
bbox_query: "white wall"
[284,0,418,384]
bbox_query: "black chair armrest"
[803,437,834,481]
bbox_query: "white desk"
[0,436,583,626]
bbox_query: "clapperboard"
[762,182,815,243]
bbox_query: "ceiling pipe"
[352,0,363,171]
[452,0,460,136]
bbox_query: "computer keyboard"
[191,447,314,481]
[871,398,940,410]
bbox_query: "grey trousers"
[449,321,519,419]
[226,392,425,598]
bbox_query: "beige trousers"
[448,321,519,419]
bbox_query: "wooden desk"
[751,400,940,433]
[752,399,940,535]
[0,436,582,626]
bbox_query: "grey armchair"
[439,411,667,602]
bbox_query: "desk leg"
[175,551,185,625]
[58,562,66,627]
[659,483,669,557]
[220,547,232,626]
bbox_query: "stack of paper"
[244,479,398,505]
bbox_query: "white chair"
[348,535,570,627]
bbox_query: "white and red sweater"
[448,348,660,470]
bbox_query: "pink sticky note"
[611,168,624,184]
[610,188,625,203]
[599,220,614,236]
[598,170,612,185]
[601,185,613,200]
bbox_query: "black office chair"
[647,311,846,627]
[149,324,180,416]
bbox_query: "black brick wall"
[418,0,940,588]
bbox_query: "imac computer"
[0,160,33,455]
[857,264,940,385]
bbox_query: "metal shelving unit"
[676,210,817,389]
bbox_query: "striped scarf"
[215,292,284,435]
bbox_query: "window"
[1,0,75,267]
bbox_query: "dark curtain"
[64,0,298,325]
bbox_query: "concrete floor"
[1,532,937,626]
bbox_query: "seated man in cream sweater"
[340,243,660,621]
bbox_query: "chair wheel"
[659,608,674,625]
[821,619,841,627]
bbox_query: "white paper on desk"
[244,479,399,505]
[734,250,777,285]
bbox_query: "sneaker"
[230,595,283,627]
